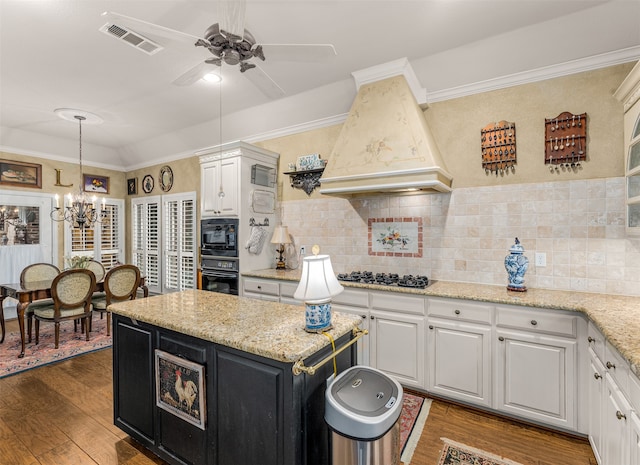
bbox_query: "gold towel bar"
[292,328,368,376]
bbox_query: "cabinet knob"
[257,285,262,289]
[360,315,366,319]
[588,336,595,343]
[498,336,505,342]
[606,361,616,370]
[594,372,602,380]
[530,320,538,326]
[454,309,461,315]
[429,325,434,330]
[616,410,627,421]
[370,315,374,320]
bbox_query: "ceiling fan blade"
[172,62,216,86]
[101,11,205,45]
[258,44,337,62]
[242,64,286,99]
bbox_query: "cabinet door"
[495,330,577,430]
[603,373,631,465]
[587,349,605,464]
[369,310,425,389]
[427,319,492,407]
[631,411,640,465]
[216,348,284,465]
[201,158,239,217]
[218,157,239,216]
[113,317,155,445]
[332,304,369,366]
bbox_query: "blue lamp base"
[304,302,333,333]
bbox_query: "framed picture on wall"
[83,174,109,194]
[155,350,206,429]
[0,159,42,188]
[127,177,137,195]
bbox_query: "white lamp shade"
[270,225,292,244]
[294,254,344,303]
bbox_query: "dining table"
[0,277,148,357]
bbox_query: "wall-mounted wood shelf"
[284,168,324,196]
[544,111,587,172]
[481,120,516,176]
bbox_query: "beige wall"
[257,63,634,200]
[0,150,126,269]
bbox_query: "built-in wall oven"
[201,218,240,295]
[201,256,239,295]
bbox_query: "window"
[64,198,124,269]
[132,192,196,294]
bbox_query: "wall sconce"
[294,249,344,332]
[270,225,291,270]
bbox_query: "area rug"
[438,438,524,465]
[0,318,111,378]
[400,392,432,464]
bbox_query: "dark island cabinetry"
[112,313,356,465]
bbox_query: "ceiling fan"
[100,6,337,99]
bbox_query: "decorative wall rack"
[284,167,325,196]
[481,120,517,176]
[544,111,587,172]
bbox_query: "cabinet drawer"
[243,279,279,296]
[333,289,369,308]
[604,342,630,395]
[279,282,299,299]
[428,298,492,324]
[587,322,606,361]
[371,292,425,315]
[496,306,577,338]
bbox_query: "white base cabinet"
[426,298,493,407]
[631,412,640,465]
[370,310,425,389]
[588,348,606,465]
[602,373,631,465]
[494,329,577,430]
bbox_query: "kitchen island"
[108,289,361,465]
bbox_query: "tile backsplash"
[282,176,640,296]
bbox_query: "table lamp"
[294,246,344,332]
[270,225,291,269]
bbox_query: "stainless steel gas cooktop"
[336,271,429,289]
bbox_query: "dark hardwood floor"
[0,319,596,465]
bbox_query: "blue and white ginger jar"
[504,237,528,292]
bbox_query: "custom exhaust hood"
[320,59,453,196]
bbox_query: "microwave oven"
[201,218,239,257]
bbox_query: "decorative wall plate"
[159,165,173,192]
[142,174,154,193]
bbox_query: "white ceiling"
[1,0,639,171]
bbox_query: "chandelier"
[50,111,107,229]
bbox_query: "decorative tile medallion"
[368,217,422,257]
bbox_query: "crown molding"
[427,46,640,103]
[0,145,126,172]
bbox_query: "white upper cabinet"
[614,60,640,234]
[200,155,240,217]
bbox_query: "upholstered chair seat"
[20,262,60,342]
[91,264,141,336]
[33,268,95,349]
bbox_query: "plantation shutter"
[64,198,124,270]
[131,196,161,294]
[163,192,196,292]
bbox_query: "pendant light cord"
[75,115,86,190]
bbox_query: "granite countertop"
[243,269,640,377]
[108,289,361,363]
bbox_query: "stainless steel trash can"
[325,366,403,465]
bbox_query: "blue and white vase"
[504,237,529,292]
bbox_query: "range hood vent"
[320,59,452,196]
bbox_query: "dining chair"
[20,262,60,342]
[85,259,106,282]
[92,264,141,336]
[33,268,96,349]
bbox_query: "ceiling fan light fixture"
[203,72,222,83]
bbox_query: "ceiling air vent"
[99,23,163,55]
